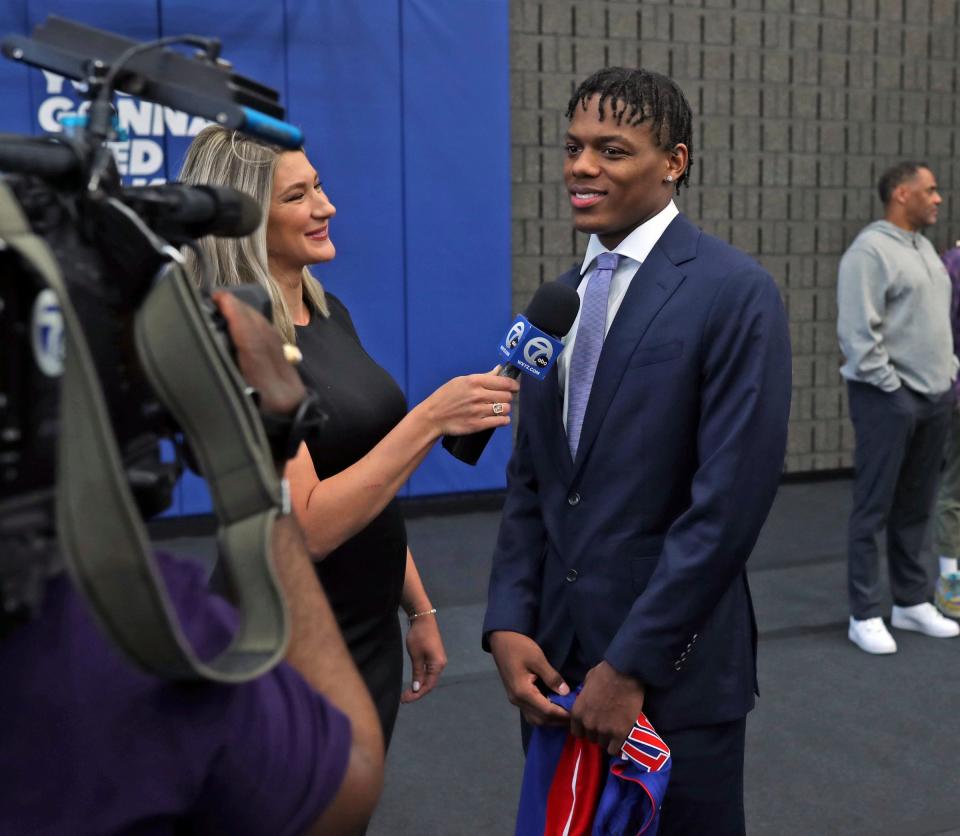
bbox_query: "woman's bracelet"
[407,607,438,625]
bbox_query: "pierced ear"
[666,143,689,184]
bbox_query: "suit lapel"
[571,215,700,474]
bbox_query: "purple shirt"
[0,553,351,835]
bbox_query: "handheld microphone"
[119,184,262,241]
[442,280,580,466]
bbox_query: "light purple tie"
[567,251,620,457]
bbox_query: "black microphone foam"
[0,134,79,180]
[120,184,261,241]
[524,280,580,338]
[441,280,581,466]
[198,185,262,238]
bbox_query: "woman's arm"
[399,548,446,703]
[285,371,518,557]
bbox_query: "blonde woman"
[179,126,518,745]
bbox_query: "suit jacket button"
[567,492,581,506]
[673,661,682,670]
[565,569,578,583]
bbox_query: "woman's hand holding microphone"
[416,369,519,438]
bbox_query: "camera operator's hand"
[211,291,305,416]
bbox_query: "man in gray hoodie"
[838,160,960,654]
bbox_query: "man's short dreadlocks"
[566,67,694,192]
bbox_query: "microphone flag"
[497,314,565,381]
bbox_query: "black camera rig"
[0,16,304,682]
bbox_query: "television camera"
[0,16,316,682]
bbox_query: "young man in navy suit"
[484,68,792,834]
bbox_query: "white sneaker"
[891,602,960,638]
[848,616,898,654]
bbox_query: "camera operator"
[0,292,384,835]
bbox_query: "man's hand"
[570,660,646,756]
[488,631,571,727]
[212,291,305,415]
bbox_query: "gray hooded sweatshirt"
[837,220,958,395]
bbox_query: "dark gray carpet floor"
[158,478,960,835]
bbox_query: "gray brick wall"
[510,0,960,472]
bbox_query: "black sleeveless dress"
[295,292,408,745]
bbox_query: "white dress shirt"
[558,200,679,429]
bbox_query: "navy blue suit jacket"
[484,213,791,732]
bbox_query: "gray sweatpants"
[846,381,953,619]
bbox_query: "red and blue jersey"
[515,689,671,836]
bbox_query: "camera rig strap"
[134,261,292,679]
[0,181,289,682]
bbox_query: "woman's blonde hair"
[178,125,328,342]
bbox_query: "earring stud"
[664,175,674,182]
